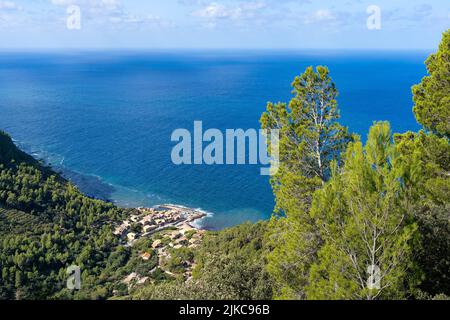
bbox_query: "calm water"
[0,50,426,229]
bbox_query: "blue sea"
[0,50,427,230]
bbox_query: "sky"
[0,0,449,50]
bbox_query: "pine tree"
[307,122,419,300]
[412,29,450,138]
[261,66,351,298]
[394,30,450,297]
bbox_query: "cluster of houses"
[122,226,206,289]
[151,226,205,251]
[144,226,205,275]
[114,205,207,289]
[113,204,206,244]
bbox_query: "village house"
[169,231,182,240]
[113,225,127,236]
[152,239,162,249]
[127,232,137,242]
[123,272,137,285]
[140,252,152,261]
[140,215,154,226]
[113,220,130,236]
[137,277,148,285]
[130,215,139,223]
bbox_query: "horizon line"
[0,47,434,52]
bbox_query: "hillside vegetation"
[0,130,266,300]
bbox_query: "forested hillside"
[0,130,268,300]
[0,130,129,299]
[133,222,271,300]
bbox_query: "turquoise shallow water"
[0,50,426,229]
